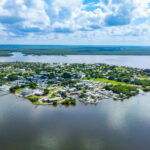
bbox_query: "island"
[0,62,150,105]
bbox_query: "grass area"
[27,95,39,102]
[33,101,43,104]
[115,67,127,72]
[89,78,127,85]
[15,88,24,94]
[138,75,149,79]
[142,87,150,92]
[89,78,146,90]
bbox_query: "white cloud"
[0,0,150,44]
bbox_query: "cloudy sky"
[0,0,150,45]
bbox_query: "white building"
[34,90,43,96]
[78,71,83,78]
[21,88,32,96]
[16,69,26,73]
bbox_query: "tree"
[27,95,39,102]
[29,82,37,89]
[62,72,71,78]
[9,86,20,93]
[8,74,18,81]
[43,88,49,96]
[60,91,67,98]
[53,100,58,105]
[79,93,86,98]
[48,72,55,79]
[51,92,56,98]
[61,99,70,105]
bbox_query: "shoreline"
[1,80,147,106]
[0,62,150,106]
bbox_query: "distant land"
[0,45,150,56]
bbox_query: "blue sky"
[0,0,150,45]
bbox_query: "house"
[44,97,59,102]
[40,71,47,75]
[68,88,76,93]
[78,71,83,78]
[21,88,32,96]
[34,90,43,96]
[16,69,26,73]
[133,75,138,79]
[94,94,100,98]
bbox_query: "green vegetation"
[51,92,56,98]
[9,86,20,93]
[90,78,126,85]
[20,84,28,88]
[0,51,12,56]
[138,75,149,79]
[115,67,127,72]
[104,85,139,97]
[33,101,43,104]
[15,88,24,94]
[1,62,150,105]
[62,72,72,78]
[27,95,39,102]
[70,99,76,105]
[79,93,87,98]
[9,84,28,93]
[53,100,58,105]
[1,45,150,56]
[61,98,76,105]
[143,87,150,92]
[29,82,37,89]
[132,79,150,87]
[59,91,67,98]
[43,88,49,96]
[61,99,70,105]
[7,74,18,81]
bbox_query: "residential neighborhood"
[0,62,150,105]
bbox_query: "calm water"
[1,54,150,150]
[0,52,150,68]
[0,92,150,150]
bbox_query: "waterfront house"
[16,69,26,73]
[34,90,43,96]
[68,88,76,93]
[21,88,32,96]
[44,97,59,102]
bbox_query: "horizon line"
[0,44,150,47]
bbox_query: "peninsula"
[0,62,150,105]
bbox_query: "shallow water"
[0,92,150,150]
[0,53,150,68]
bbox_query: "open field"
[89,78,127,85]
